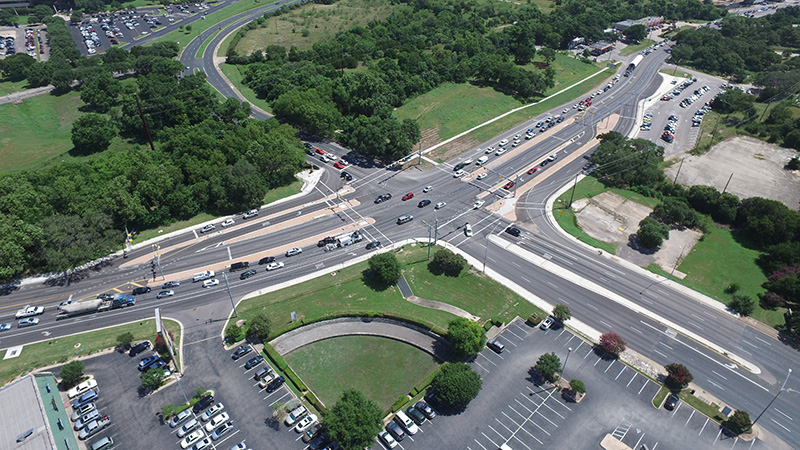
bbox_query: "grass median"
[0,319,181,386]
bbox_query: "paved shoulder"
[270,317,451,361]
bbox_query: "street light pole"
[222,272,238,318]
[561,347,573,376]
[752,368,792,426]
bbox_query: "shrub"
[569,379,586,394]
[391,395,408,412]
[284,367,307,392]
[247,314,272,342]
[447,318,487,358]
[194,387,207,399]
[263,345,289,371]
[637,216,670,249]
[431,362,482,408]
[225,323,246,344]
[665,363,693,391]
[724,283,740,294]
[724,410,752,435]
[304,392,325,413]
[730,294,755,316]
[60,360,85,387]
[116,332,135,348]
[535,352,561,382]
[367,253,401,284]
[431,248,468,276]
[161,404,176,419]
[599,332,627,357]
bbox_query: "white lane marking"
[685,410,695,426]
[637,380,649,395]
[711,370,728,381]
[599,320,612,329]
[707,379,725,391]
[774,408,793,421]
[627,373,637,387]
[615,366,626,380]
[653,348,669,359]
[660,342,673,350]
[586,303,599,311]
[690,313,705,322]
[630,326,643,335]
[699,417,710,435]
[227,246,232,260]
[753,336,772,346]
[769,418,791,432]
[473,439,488,450]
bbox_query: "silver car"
[285,248,302,257]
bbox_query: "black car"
[192,395,215,413]
[244,355,264,370]
[265,376,285,393]
[415,400,436,419]
[665,393,679,410]
[239,269,257,280]
[406,406,427,425]
[258,256,276,265]
[132,287,151,295]
[309,432,329,450]
[128,341,151,357]
[374,193,391,204]
[505,226,521,237]
[162,281,180,289]
[417,199,431,208]
[231,345,252,360]
[487,338,505,353]
[317,237,336,247]
[340,171,352,181]
[386,421,406,441]
[365,241,381,250]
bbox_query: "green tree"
[623,24,647,42]
[247,313,272,342]
[80,72,121,112]
[225,323,246,344]
[70,10,83,24]
[598,332,627,357]
[535,352,561,382]
[447,318,487,358]
[60,360,85,387]
[324,390,383,450]
[0,213,42,282]
[569,379,586,394]
[71,113,116,153]
[272,87,342,136]
[431,248,467,276]
[724,410,752,435]
[653,197,701,228]
[665,363,693,390]
[0,9,20,26]
[367,252,401,285]
[552,304,571,323]
[637,216,670,249]
[0,54,36,82]
[539,47,556,65]
[141,367,165,390]
[590,132,665,188]
[431,362,483,408]
[116,332,135,349]
[730,294,755,316]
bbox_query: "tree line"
[590,132,800,333]
[0,42,306,282]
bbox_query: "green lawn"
[533,53,605,96]
[232,0,395,55]
[619,39,655,57]
[0,79,31,96]
[554,176,661,209]
[403,257,542,324]
[394,83,524,143]
[285,336,439,410]
[230,244,542,338]
[0,319,181,386]
[261,177,303,204]
[218,63,273,114]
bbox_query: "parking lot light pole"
[753,368,792,426]
[561,347,572,376]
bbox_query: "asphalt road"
[1,7,798,447]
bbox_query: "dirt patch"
[427,133,482,163]
[665,136,800,210]
[573,191,701,272]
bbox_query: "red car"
[527,167,537,175]
[333,162,344,169]
[315,148,325,155]
[402,192,414,201]
[504,181,515,189]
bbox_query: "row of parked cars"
[169,391,250,450]
[68,379,112,444]
[379,400,437,447]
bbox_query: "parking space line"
[632,431,646,450]
[637,380,649,395]
[512,434,537,449]
[478,353,498,366]
[769,418,791,432]
[541,401,566,419]
[473,439,488,450]
[535,410,559,428]
[495,417,516,434]
[615,366,626,380]
[685,410,695,426]
[699,417,709,435]
[510,324,530,338]
[507,404,527,420]
[504,328,524,341]
[557,329,567,338]
[513,399,534,414]
[503,339,518,348]
[594,356,603,366]
[713,428,723,444]
[525,416,551,437]
[604,360,615,373]
[671,402,682,417]
[481,431,499,448]
[627,372,637,387]
[473,359,489,374]
[774,408,793,421]
[487,424,506,440]
[584,347,594,359]
[573,341,585,352]
[564,335,575,346]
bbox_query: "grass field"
[0,79,31,96]
[0,319,181,386]
[285,336,439,410]
[619,39,655,57]
[232,0,395,55]
[229,244,541,338]
[218,62,273,114]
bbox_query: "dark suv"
[132,287,151,295]
[258,256,276,265]
[192,395,215,413]
[239,269,257,280]
[505,226,521,237]
[128,341,151,357]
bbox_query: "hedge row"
[304,391,325,414]
[390,395,409,413]
[262,345,308,394]
[284,366,307,392]
[410,367,441,398]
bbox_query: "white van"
[192,271,215,282]
[476,156,489,165]
[394,410,419,435]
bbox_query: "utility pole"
[561,347,573,375]
[752,368,792,426]
[222,272,238,318]
[427,224,432,260]
[418,142,422,165]
[673,158,684,184]
[135,95,155,151]
[568,174,579,207]
[722,173,733,194]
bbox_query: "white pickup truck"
[15,305,45,319]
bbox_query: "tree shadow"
[264,416,280,431]
[0,281,21,296]
[592,346,618,361]
[44,271,89,287]
[360,269,392,292]
[526,366,550,387]
[627,233,658,255]
[561,389,577,403]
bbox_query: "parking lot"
[71,334,307,450]
[69,2,221,56]
[0,26,48,61]
[373,318,775,450]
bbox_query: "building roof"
[0,374,75,450]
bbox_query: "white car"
[71,403,96,421]
[453,169,466,178]
[178,419,199,438]
[422,185,433,193]
[484,146,495,154]
[562,108,569,114]
[495,148,507,156]
[68,379,98,399]
[229,441,250,450]
[285,247,302,257]
[200,403,225,422]
[202,279,219,288]
[512,140,521,147]
[540,316,555,330]
[294,414,318,433]
[266,262,284,271]
[180,430,204,449]
[205,412,230,432]
[379,430,398,448]
[498,139,508,146]
[221,218,235,227]
[476,173,487,180]
[473,200,485,209]
[243,209,258,219]
[170,409,193,428]
[464,223,473,237]
[74,410,101,430]
[200,224,215,233]
[434,201,446,210]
